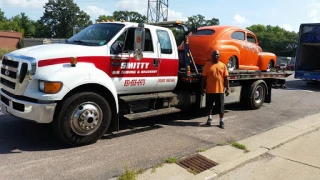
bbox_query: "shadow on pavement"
[0,116,70,154]
[0,103,248,153]
[277,79,320,92]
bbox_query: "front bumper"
[0,88,57,123]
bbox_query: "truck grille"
[0,55,35,95]
[1,57,20,90]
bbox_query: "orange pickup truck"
[178,25,276,71]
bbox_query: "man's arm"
[223,65,230,96]
[201,76,207,96]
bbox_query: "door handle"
[153,59,159,67]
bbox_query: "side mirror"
[134,23,145,60]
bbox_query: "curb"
[120,113,320,180]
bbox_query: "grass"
[118,166,145,180]
[232,142,248,151]
[118,166,137,180]
[187,168,198,175]
[217,142,228,146]
[0,48,13,58]
[198,148,206,152]
[166,157,178,163]
[151,162,165,173]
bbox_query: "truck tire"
[53,92,112,146]
[241,81,266,110]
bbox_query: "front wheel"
[53,92,112,146]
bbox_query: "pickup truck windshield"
[66,23,125,46]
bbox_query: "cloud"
[309,9,319,22]
[84,6,109,20]
[168,9,187,21]
[281,24,293,31]
[0,0,47,8]
[115,0,186,22]
[115,0,148,14]
[233,13,246,24]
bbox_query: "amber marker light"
[70,57,77,67]
[39,81,63,94]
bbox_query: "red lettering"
[123,79,146,86]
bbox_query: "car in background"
[178,25,277,71]
[280,63,287,70]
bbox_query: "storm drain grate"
[177,154,218,174]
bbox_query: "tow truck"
[0,20,291,146]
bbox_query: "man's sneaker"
[205,119,212,126]
[219,121,225,129]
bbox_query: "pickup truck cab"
[179,26,276,71]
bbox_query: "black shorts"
[206,93,225,114]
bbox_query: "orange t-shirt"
[202,61,229,93]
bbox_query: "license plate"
[1,103,7,114]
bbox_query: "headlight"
[39,80,63,94]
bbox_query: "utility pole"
[147,0,168,23]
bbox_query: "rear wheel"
[241,81,266,110]
[53,92,112,146]
[228,56,237,71]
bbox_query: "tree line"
[0,0,298,56]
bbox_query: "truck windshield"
[66,23,125,46]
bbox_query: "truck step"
[124,107,181,120]
[119,92,177,102]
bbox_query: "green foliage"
[247,24,298,57]
[166,157,178,163]
[96,11,147,23]
[118,166,137,180]
[0,48,13,58]
[231,142,247,151]
[186,14,219,30]
[39,0,92,38]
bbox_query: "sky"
[0,0,320,32]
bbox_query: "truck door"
[109,27,159,95]
[154,29,179,92]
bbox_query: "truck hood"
[6,43,107,61]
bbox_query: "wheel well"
[55,83,118,131]
[270,59,275,67]
[233,55,239,69]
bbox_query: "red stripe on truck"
[38,56,179,77]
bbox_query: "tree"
[185,14,219,30]
[172,14,220,45]
[0,8,6,22]
[96,11,147,23]
[247,24,298,57]
[39,0,92,38]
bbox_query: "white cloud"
[168,9,187,21]
[281,24,293,31]
[309,9,319,22]
[84,6,109,21]
[233,13,246,24]
[115,0,148,14]
[0,0,47,8]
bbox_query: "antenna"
[147,0,168,23]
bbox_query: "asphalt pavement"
[0,73,320,180]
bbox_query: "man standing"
[201,50,230,129]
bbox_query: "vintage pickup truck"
[178,25,277,71]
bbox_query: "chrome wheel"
[228,56,237,71]
[70,102,103,136]
[254,86,263,104]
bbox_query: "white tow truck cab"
[0,21,291,146]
